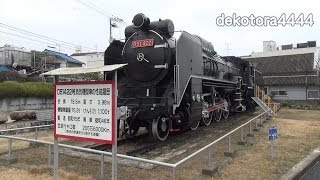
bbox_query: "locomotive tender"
[105,13,257,141]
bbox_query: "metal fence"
[0,108,277,179]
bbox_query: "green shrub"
[0,70,24,82]
[0,81,53,99]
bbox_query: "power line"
[77,0,113,18]
[0,23,96,51]
[76,0,129,25]
[75,0,129,43]
[0,22,97,51]
[0,35,55,48]
[0,30,80,52]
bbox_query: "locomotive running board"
[251,97,274,116]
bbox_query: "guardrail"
[0,108,277,180]
[0,124,53,139]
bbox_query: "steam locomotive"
[105,13,257,141]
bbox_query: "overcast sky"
[0,0,319,56]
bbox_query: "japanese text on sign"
[54,81,114,144]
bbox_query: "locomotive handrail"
[255,85,279,114]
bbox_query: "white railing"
[0,107,278,179]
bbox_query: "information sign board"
[54,81,114,144]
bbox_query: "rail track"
[88,109,261,157]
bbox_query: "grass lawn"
[0,108,319,179]
[215,108,320,180]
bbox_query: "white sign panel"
[54,81,115,144]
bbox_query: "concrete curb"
[280,148,320,180]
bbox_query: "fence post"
[248,121,254,137]
[172,167,176,180]
[100,154,105,180]
[53,138,59,180]
[241,127,244,142]
[238,126,246,145]
[228,135,231,151]
[48,144,52,166]
[8,138,12,160]
[253,118,259,131]
[208,146,212,166]
[35,127,39,140]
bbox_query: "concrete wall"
[267,85,320,101]
[0,97,54,112]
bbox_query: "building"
[243,41,320,101]
[0,45,84,74]
[0,44,32,67]
[71,52,104,67]
[41,49,84,70]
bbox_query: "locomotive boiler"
[105,13,256,141]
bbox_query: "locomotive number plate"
[132,39,154,48]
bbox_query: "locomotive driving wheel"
[202,89,215,126]
[190,120,200,130]
[222,110,229,119]
[184,106,199,130]
[222,99,229,119]
[152,115,170,141]
[202,112,213,126]
[213,109,222,122]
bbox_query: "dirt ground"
[215,108,320,180]
[0,108,319,180]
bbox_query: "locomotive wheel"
[222,110,229,119]
[202,112,213,126]
[222,99,229,119]
[190,121,200,130]
[128,126,139,136]
[213,109,222,122]
[183,106,199,130]
[152,116,169,141]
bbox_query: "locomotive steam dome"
[122,14,174,85]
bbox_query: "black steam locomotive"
[105,13,257,141]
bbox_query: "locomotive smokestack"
[132,13,150,28]
[125,13,175,38]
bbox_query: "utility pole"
[225,42,232,56]
[109,18,113,43]
[109,17,123,44]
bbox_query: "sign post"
[43,64,126,180]
[111,70,117,180]
[268,125,278,159]
[53,75,59,180]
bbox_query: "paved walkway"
[301,160,320,180]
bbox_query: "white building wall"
[71,52,104,67]
[72,56,87,65]
[267,85,320,101]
